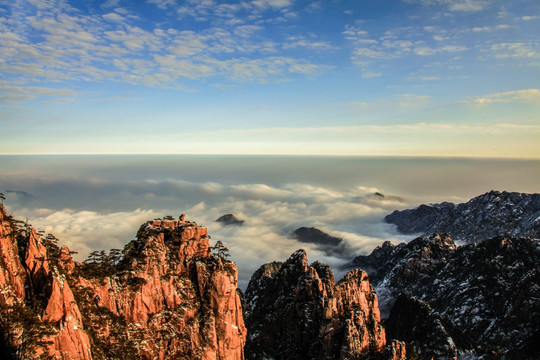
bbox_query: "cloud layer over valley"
[2,155,539,287]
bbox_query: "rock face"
[385,191,540,242]
[353,233,540,359]
[0,204,92,359]
[244,249,405,360]
[0,204,246,359]
[216,214,245,226]
[292,227,353,257]
[385,294,460,360]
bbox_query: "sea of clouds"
[2,155,539,288]
[2,176,411,288]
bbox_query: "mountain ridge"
[385,190,540,242]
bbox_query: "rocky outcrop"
[385,191,540,242]
[385,294,460,360]
[216,214,245,226]
[0,204,92,359]
[353,233,540,359]
[0,207,26,307]
[42,268,93,360]
[0,205,246,359]
[75,217,246,359]
[244,249,405,360]
[292,227,353,257]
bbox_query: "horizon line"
[0,153,539,161]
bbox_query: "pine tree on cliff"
[212,240,230,259]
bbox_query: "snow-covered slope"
[354,234,540,359]
[385,191,540,243]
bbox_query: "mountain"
[0,203,405,360]
[291,227,353,257]
[216,214,245,226]
[0,204,246,359]
[353,233,540,359]
[244,249,406,360]
[385,191,540,242]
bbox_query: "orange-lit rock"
[43,269,92,360]
[75,217,245,359]
[59,245,75,275]
[0,207,245,359]
[0,206,26,306]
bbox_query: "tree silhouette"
[85,251,101,265]
[108,249,122,266]
[211,240,230,259]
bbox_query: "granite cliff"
[0,204,405,360]
[0,206,246,359]
[244,250,406,360]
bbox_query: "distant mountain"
[216,213,245,226]
[291,227,353,258]
[353,233,540,359]
[385,191,540,243]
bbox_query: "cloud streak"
[467,89,540,104]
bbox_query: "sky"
[1,0,540,156]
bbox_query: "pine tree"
[212,240,230,259]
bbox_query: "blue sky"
[1,0,539,157]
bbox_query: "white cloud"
[0,85,77,103]
[404,0,493,12]
[102,12,125,22]
[102,0,120,8]
[24,208,159,261]
[414,44,466,55]
[448,0,490,12]
[352,48,386,59]
[147,0,177,10]
[0,0,328,102]
[361,71,382,78]
[234,25,264,38]
[473,24,511,32]
[473,26,491,32]
[252,0,293,10]
[491,42,539,59]
[468,89,540,104]
[284,35,333,51]
[521,15,538,21]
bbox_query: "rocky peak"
[216,214,245,226]
[284,248,308,268]
[291,227,353,257]
[74,214,246,359]
[0,209,246,360]
[59,245,75,275]
[353,232,540,359]
[352,233,457,287]
[244,249,405,360]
